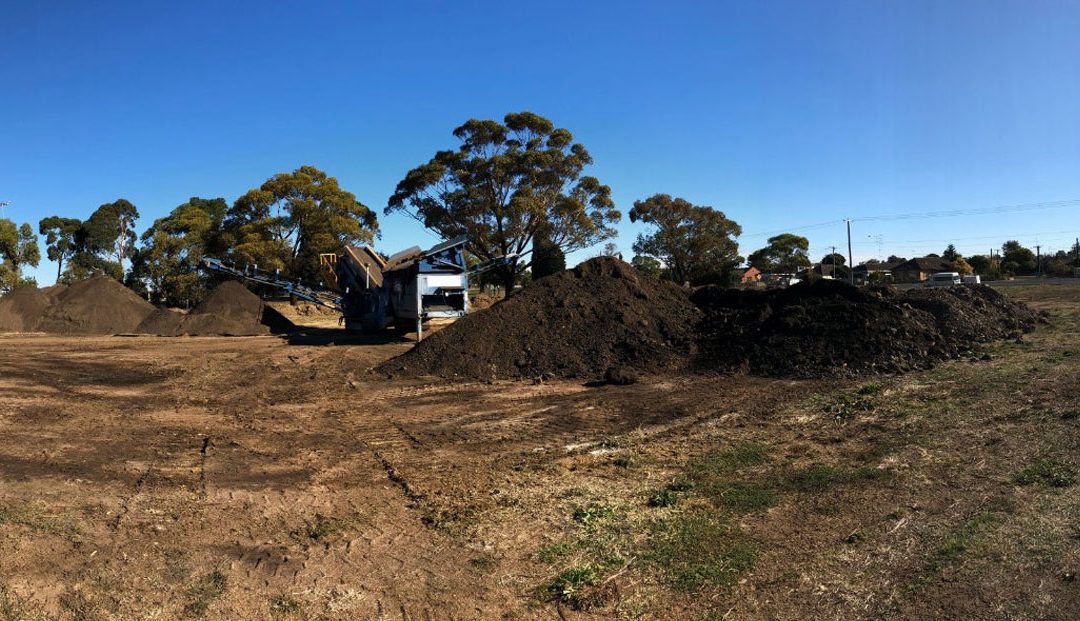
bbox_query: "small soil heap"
[135,281,278,336]
[378,257,702,379]
[1,278,291,336]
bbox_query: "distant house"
[851,264,892,285]
[739,266,762,284]
[891,256,954,283]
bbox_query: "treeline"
[3,111,1077,302]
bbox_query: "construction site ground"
[1,286,1077,620]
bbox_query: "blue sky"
[2,0,1079,285]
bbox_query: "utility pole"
[1036,245,1041,277]
[845,219,854,285]
[830,245,837,278]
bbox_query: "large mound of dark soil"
[691,281,939,377]
[382,258,1043,381]
[134,281,280,336]
[378,257,702,379]
[34,277,156,334]
[693,281,1042,378]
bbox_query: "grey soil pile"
[135,281,278,336]
[692,280,1042,378]
[378,257,701,379]
[34,277,156,334]
[0,286,56,332]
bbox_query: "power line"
[741,198,1080,239]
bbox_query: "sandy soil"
[0,286,1077,620]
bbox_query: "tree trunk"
[501,266,516,299]
[57,258,63,281]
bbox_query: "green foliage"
[38,216,83,280]
[84,199,139,268]
[647,512,756,591]
[545,565,600,606]
[224,165,377,282]
[60,251,122,283]
[387,111,619,295]
[942,244,961,261]
[629,193,741,286]
[1001,240,1037,275]
[1013,458,1076,488]
[821,252,846,266]
[129,197,227,306]
[747,233,811,273]
[647,488,679,508]
[0,220,40,294]
[572,503,616,526]
[530,225,565,280]
[631,254,662,278]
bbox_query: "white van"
[925,272,961,287]
[962,274,981,284]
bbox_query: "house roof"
[893,256,953,272]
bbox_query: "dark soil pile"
[692,281,1042,378]
[35,277,156,334]
[134,281,281,336]
[692,279,946,377]
[901,285,1042,348]
[378,257,702,379]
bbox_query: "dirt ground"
[1,286,1077,620]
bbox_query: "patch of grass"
[690,442,770,478]
[1013,458,1077,488]
[784,464,890,493]
[611,454,637,469]
[844,529,866,544]
[710,482,777,513]
[857,382,884,395]
[536,541,575,564]
[183,571,227,617]
[269,594,301,616]
[0,503,77,536]
[647,489,679,508]
[918,511,1003,585]
[666,477,695,492]
[546,565,599,599]
[648,512,756,592]
[572,503,616,526]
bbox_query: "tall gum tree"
[387,111,619,296]
[628,194,742,286]
[224,166,378,282]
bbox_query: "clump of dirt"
[378,257,701,379]
[135,281,284,336]
[35,276,156,334]
[692,279,946,377]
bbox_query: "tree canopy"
[631,254,662,278]
[747,233,811,273]
[39,216,83,280]
[0,219,40,292]
[84,199,139,269]
[530,226,566,281]
[224,166,377,282]
[130,197,228,306]
[628,194,742,286]
[1001,240,1036,275]
[387,111,619,295]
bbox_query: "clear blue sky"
[3,0,1079,285]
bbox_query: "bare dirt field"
[1,286,1077,620]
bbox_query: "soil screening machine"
[201,236,511,337]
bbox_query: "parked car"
[925,272,961,287]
